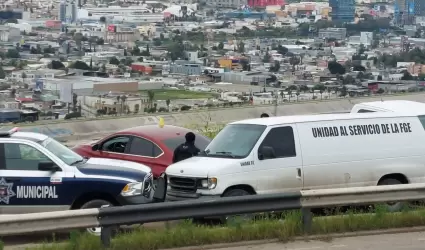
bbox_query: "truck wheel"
[222,189,252,224]
[81,199,113,236]
[378,178,405,212]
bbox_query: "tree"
[237,41,245,53]
[88,36,97,52]
[327,61,346,75]
[343,75,355,85]
[0,66,5,79]
[72,93,78,111]
[147,90,155,108]
[120,95,127,114]
[109,57,120,65]
[153,39,162,46]
[43,45,54,54]
[218,42,224,50]
[70,60,90,70]
[276,45,288,55]
[269,61,280,72]
[353,65,366,71]
[6,49,20,58]
[73,32,84,51]
[131,46,140,56]
[96,38,104,45]
[6,18,17,24]
[357,71,365,79]
[289,56,300,72]
[340,86,348,97]
[401,71,414,80]
[166,99,170,111]
[262,53,271,63]
[49,60,65,69]
[167,40,185,61]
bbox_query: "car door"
[98,136,132,160]
[126,136,164,177]
[0,141,68,214]
[253,126,304,194]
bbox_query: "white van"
[166,112,425,210]
[351,100,425,114]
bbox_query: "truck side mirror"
[258,146,276,160]
[92,144,99,151]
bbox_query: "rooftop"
[231,112,422,126]
[354,100,425,113]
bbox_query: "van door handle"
[296,168,302,179]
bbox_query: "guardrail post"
[101,226,112,247]
[301,208,312,233]
[100,204,112,248]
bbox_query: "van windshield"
[203,124,266,159]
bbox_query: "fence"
[1,183,425,247]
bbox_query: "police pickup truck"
[0,128,154,235]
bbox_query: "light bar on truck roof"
[0,127,19,137]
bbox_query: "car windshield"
[162,133,211,151]
[203,124,266,158]
[40,138,85,166]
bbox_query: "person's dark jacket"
[172,142,200,163]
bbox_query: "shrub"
[181,105,191,111]
[64,112,81,120]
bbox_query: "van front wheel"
[222,188,252,224]
[377,178,404,212]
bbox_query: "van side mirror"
[38,162,60,172]
[258,146,276,160]
[92,144,99,151]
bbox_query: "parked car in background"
[72,125,211,178]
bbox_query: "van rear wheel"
[377,178,405,212]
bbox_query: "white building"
[0,26,20,42]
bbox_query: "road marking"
[331,245,347,248]
[288,244,347,250]
[289,247,322,250]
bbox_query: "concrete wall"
[8,93,425,144]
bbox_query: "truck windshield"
[203,124,266,158]
[40,138,85,166]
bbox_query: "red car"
[72,125,211,178]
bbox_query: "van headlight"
[121,182,143,196]
[198,178,217,189]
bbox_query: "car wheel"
[80,199,113,236]
[378,178,405,212]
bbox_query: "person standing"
[172,132,200,163]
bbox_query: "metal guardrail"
[1,183,425,247]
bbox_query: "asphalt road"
[212,232,425,250]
